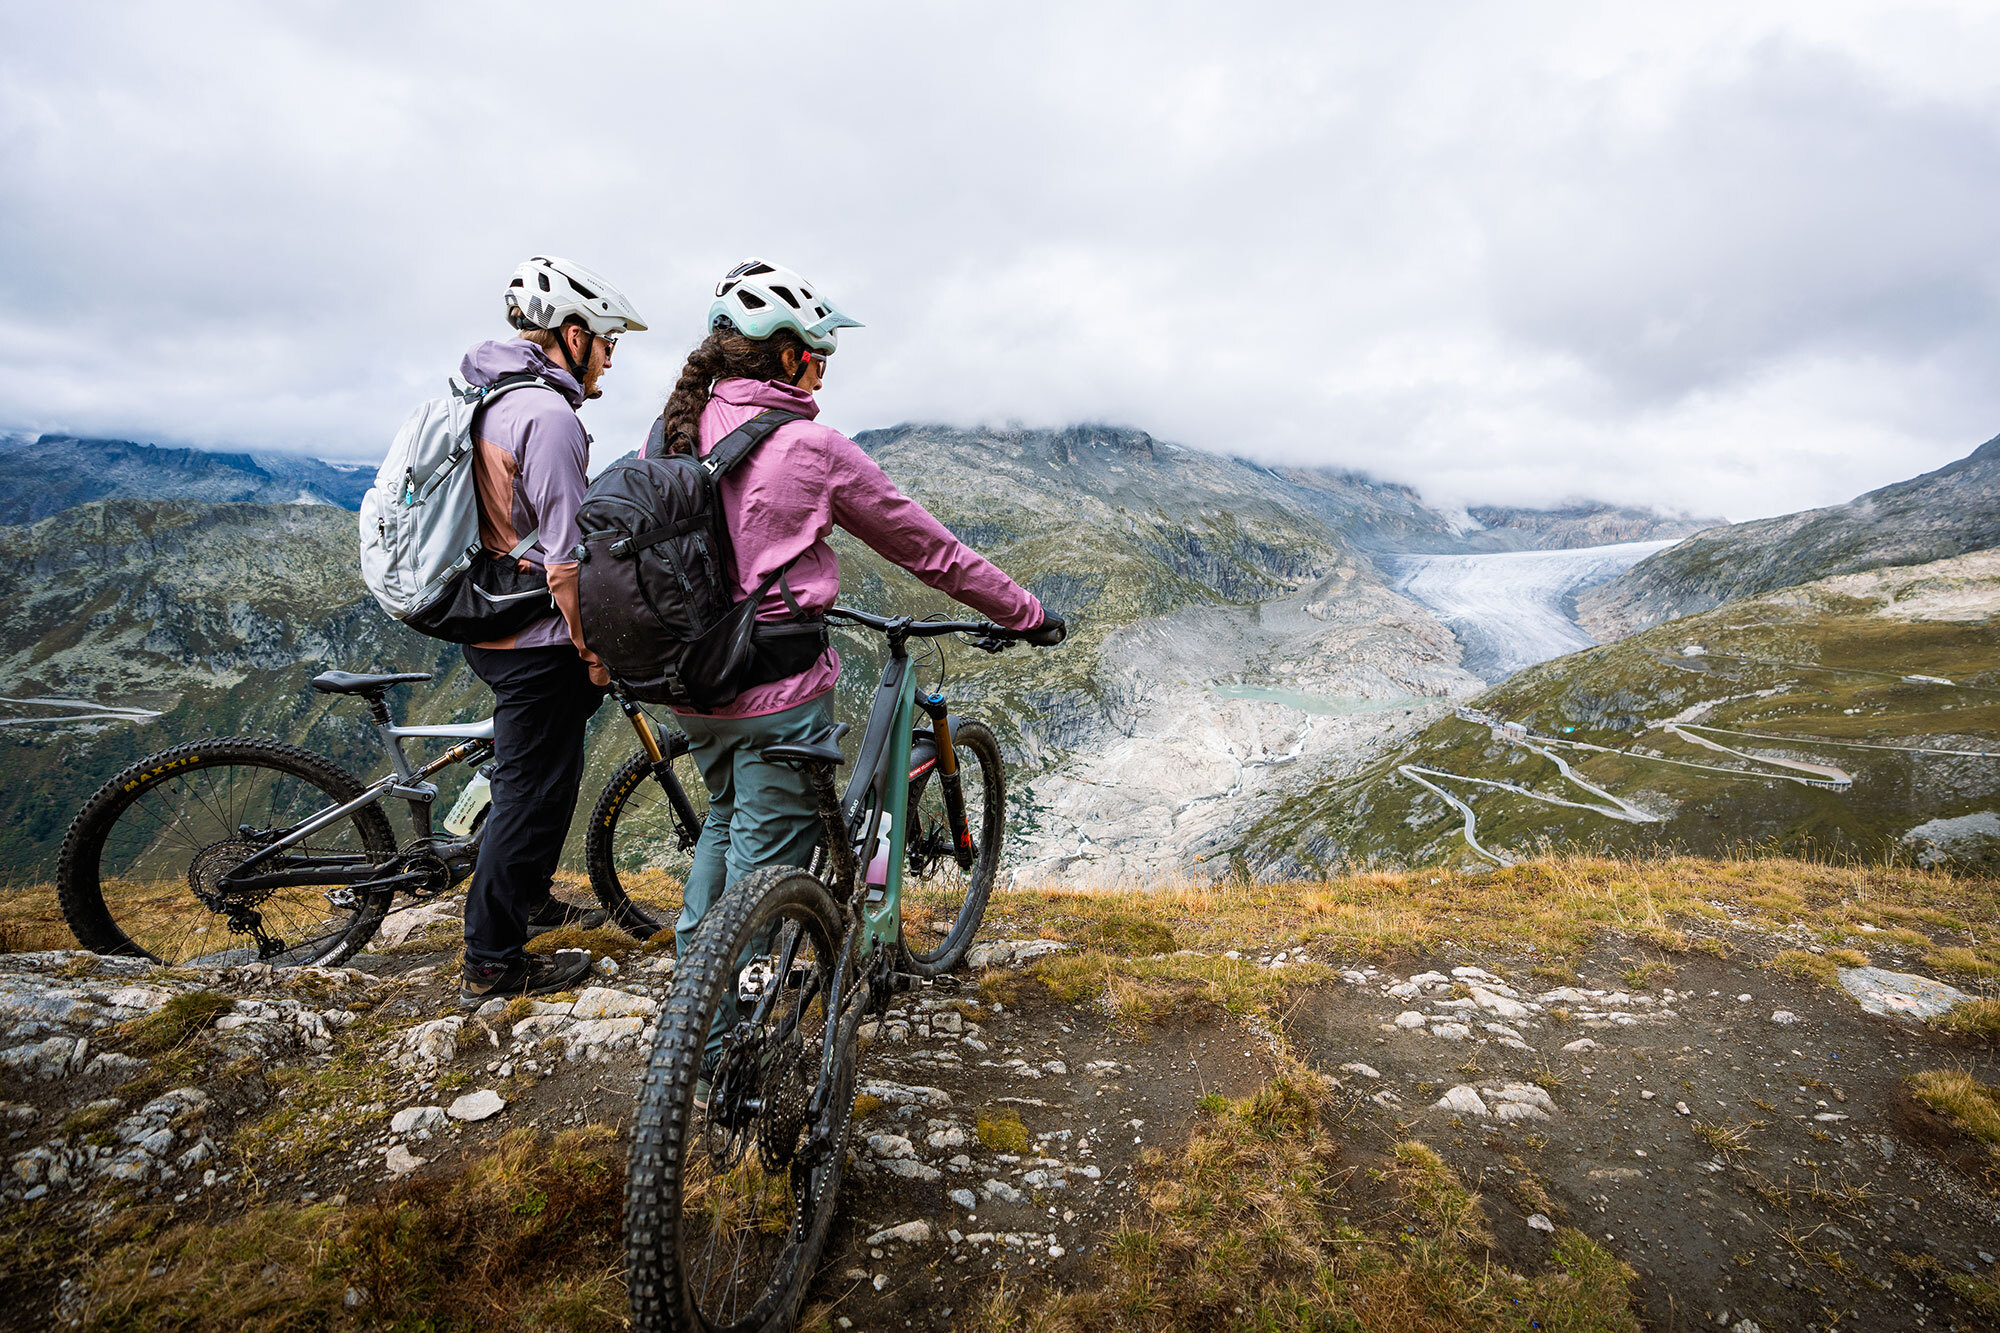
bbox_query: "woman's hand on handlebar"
[1024,613,1067,647]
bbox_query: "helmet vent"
[743,263,775,276]
[537,273,551,292]
[568,278,598,300]
[737,290,768,310]
[771,285,802,310]
[813,305,826,317]
[509,278,524,288]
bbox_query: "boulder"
[1836,966,1973,1020]
[865,1221,932,1246]
[570,987,658,1021]
[391,1017,465,1071]
[447,1089,506,1122]
[1434,1085,1489,1116]
[391,1105,448,1134]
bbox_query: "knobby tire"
[900,718,1005,976]
[56,738,397,967]
[626,865,854,1333]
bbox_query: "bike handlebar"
[826,606,1041,651]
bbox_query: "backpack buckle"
[609,537,633,558]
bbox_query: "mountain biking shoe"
[459,949,594,1008]
[525,896,609,937]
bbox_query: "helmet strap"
[555,322,598,398]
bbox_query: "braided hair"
[655,319,810,456]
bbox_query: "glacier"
[1383,539,1677,680]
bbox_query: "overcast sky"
[5,2,1999,521]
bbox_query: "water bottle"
[442,767,493,836]
[864,811,895,893]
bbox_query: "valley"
[0,422,1992,891]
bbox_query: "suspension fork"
[616,690,702,843]
[920,695,976,870]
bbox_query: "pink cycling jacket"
[649,376,1044,718]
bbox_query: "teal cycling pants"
[675,693,833,959]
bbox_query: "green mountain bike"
[624,606,1053,1333]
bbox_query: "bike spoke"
[90,760,383,966]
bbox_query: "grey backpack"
[358,372,558,643]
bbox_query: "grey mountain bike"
[625,605,1054,1333]
[56,669,708,967]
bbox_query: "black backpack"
[573,409,829,710]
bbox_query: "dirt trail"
[3,925,1997,1331]
[1287,948,2000,1332]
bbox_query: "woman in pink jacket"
[647,258,1064,960]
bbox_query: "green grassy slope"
[1243,549,2000,873]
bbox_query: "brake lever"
[969,634,1014,654]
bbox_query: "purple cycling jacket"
[651,376,1045,718]
[459,339,600,666]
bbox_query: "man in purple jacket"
[457,257,649,1008]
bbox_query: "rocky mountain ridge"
[1579,432,2000,640]
[0,433,373,524]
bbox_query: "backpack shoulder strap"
[413,373,562,498]
[701,409,806,478]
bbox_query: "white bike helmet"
[709,258,862,354]
[505,256,649,336]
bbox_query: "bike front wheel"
[626,865,854,1333]
[900,718,1005,976]
[56,739,398,967]
[585,748,709,942]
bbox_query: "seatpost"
[363,689,417,781]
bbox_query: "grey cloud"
[3,3,1998,523]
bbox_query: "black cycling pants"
[462,644,607,967]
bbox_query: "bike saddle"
[310,670,434,696]
[761,723,850,768]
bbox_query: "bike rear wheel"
[56,739,397,967]
[586,749,709,942]
[900,718,1004,975]
[626,866,854,1333]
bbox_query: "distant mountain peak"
[0,433,372,524]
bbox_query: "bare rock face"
[1011,570,1482,887]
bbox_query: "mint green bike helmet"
[709,258,863,354]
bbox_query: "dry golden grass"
[1908,1069,2000,1167]
[985,855,1995,966]
[966,855,1997,1021]
[75,1127,626,1332]
[1931,998,2000,1042]
[1767,950,1841,987]
[11,854,1991,973]
[1923,945,2000,982]
[113,990,235,1055]
[971,1070,1641,1332]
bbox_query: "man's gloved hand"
[1024,613,1067,647]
